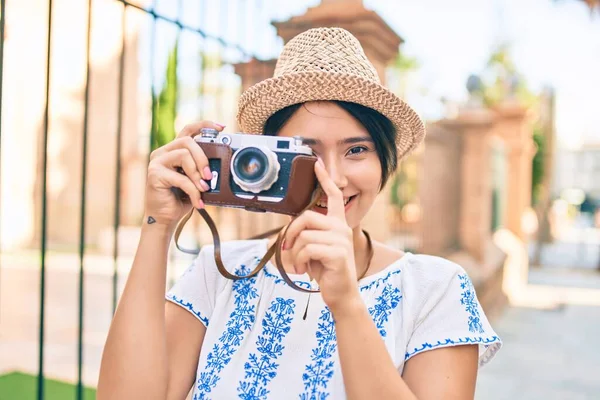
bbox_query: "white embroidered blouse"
[166,239,502,400]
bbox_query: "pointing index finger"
[314,158,345,221]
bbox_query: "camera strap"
[173,188,324,292]
[173,187,374,293]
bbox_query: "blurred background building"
[1,0,599,399]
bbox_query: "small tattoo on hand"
[147,216,156,224]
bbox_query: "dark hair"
[263,101,398,187]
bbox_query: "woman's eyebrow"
[300,136,373,145]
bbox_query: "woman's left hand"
[284,158,362,315]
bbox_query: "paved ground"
[476,304,600,399]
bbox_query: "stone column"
[439,109,497,262]
[493,103,536,240]
[232,58,277,93]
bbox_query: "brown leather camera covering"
[199,142,317,216]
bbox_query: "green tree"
[531,126,546,206]
[390,52,420,98]
[480,43,537,107]
[388,51,421,210]
[151,42,179,151]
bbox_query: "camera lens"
[233,148,268,182]
[230,146,280,193]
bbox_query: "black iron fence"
[0,0,290,398]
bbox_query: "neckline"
[259,238,411,290]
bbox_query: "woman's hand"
[284,158,362,314]
[144,121,225,230]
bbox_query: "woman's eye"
[347,146,368,156]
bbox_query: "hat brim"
[236,71,425,159]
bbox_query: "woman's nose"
[321,157,348,190]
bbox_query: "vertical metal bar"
[149,0,158,156]
[167,0,183,289]
[0,0,7,326]
[76,0,93,398]
[215,0,227,122]
[199,0,208,120]
[241,0,253,93]
[38,0,53,399]
[112,0,127,316]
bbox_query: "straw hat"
[236,27,425,159]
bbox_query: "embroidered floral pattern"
[458,273,484,333]
[359,268,402,292]
[300,307,337,400]
[237,297,296,400]
[194,265,259,399]
[262,266,314,290]
[368,284,402,337]
[167,294,210,326]
[405,335,501,359]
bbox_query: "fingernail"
[317,157,324,168]
[215,123,226,129]
[197,199,205,209]
[203,166,212,180]
[199,180,210,191]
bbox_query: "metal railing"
[0,0,282,398]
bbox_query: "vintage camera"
[192,129,318,216]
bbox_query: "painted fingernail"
[203,166,212,180]
[215,123,226,129]
[199,180,210,191]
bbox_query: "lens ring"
[230,146,281,194]
[232,147,268,183]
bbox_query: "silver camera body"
[195,129,313,203]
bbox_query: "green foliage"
[392,52,420,72]
[531,126,546,205]
[151,42,179,152]
[480,43,538,108]
[389,158,419,210]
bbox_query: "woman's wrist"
[140,216,176,241]
[329,292,366,321]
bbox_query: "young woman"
[98,27,501,400]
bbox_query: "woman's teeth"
[316,196,353,208]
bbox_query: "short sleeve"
[166,246,223,327]
[403,255,502,367]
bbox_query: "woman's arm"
[97,121,223,399]
[97,223,205,400]
[333,299,478,400]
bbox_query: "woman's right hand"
[143,121,225,229]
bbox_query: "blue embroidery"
[458,273,484,333]
[405,335,501,360]
[359,268,402,292]
[300,308,337,400]
[167,294,209,327]
[260,255,403,293]
[262,266,314,290]
[194,265,259,399]
[368,284,402,337]
[237,297,296,400]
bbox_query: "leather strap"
[173,186,374,292]
[174,188,322,283]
